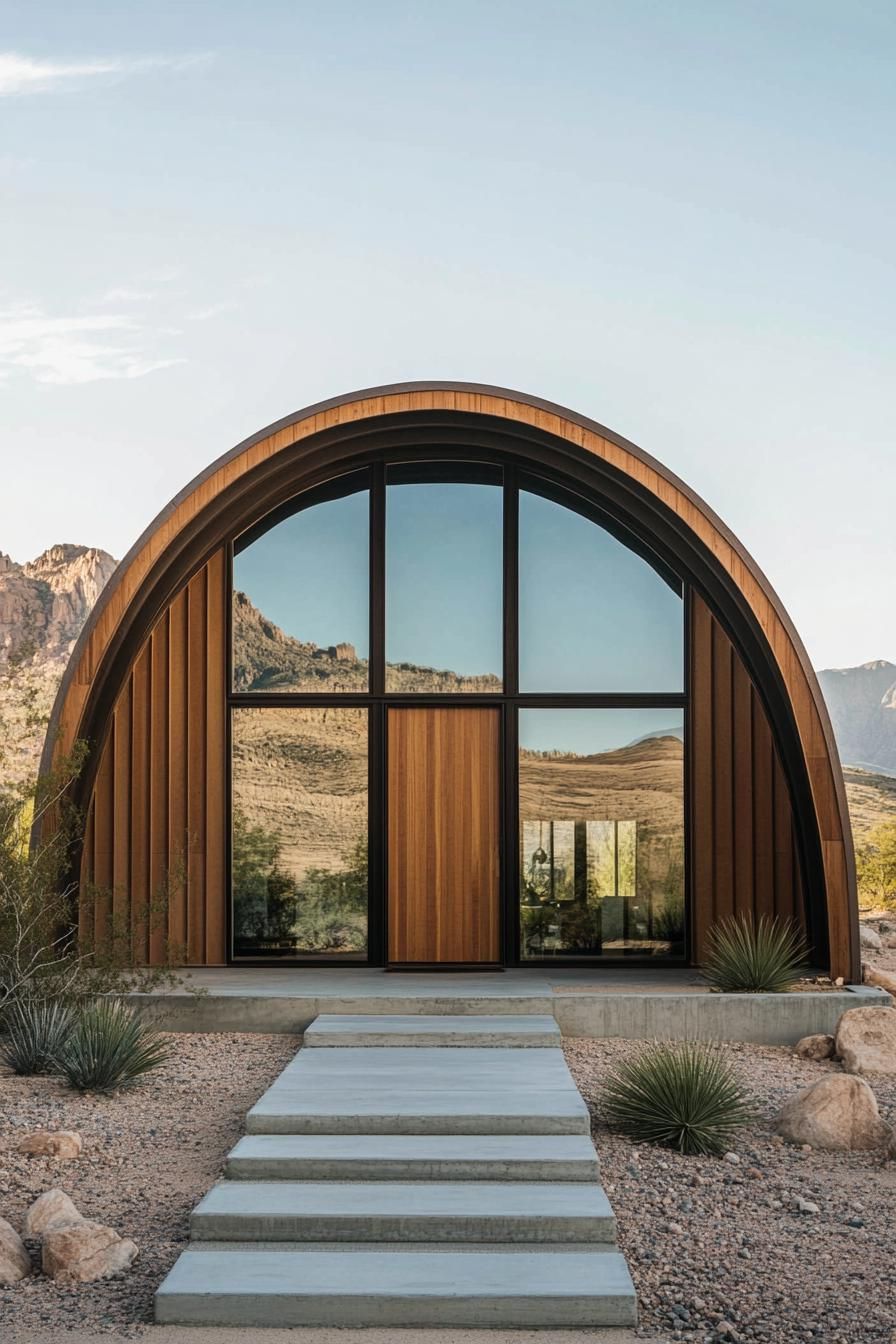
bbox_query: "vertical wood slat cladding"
[387,707,501,964]
[79,550,227,966]
[50,387,856,979]
[691,592,806,961]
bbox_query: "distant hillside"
[0,545,118,790]
[233,588,503,694]
[842,766,896,840]
[2,543,895,851]
[818,660,896,776]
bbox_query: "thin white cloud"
[0,51,211,97]
[186,302,236,322]
[0,302,184,386]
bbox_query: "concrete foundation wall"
[129,985,891,1045]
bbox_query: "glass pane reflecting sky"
[519,491,683,692]
[386,482,503,682]
[234,490,369,656]
[519,707,684,755]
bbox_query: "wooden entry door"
[387,707,501,965]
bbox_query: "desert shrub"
[0,997,74,1075]
[602,1041,753,1156]
[0,743,196,1018]
[702,913,807,993]
[57,998,173,1093]
[855,819,896,911]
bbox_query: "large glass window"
[386,480,503,692]
[232,486,369,693]
[229,463,688,965]
[231,707,368,958]
[518,709,685,959]
[518,488,683,692]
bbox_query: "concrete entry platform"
[156,1014,637,1328]
[132,967,890,1045]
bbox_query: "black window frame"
[226,456,690,967]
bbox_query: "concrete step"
[304,1013,561,1047]
[247,1044,590,1135]
[156,1246,638,1327]
[225,1133,600,1182]
[190,1180,617,1243]
[246,1090,590,1135]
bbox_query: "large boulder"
[23,1189,82,1238]
[859,924,883,951]
[0,1217,31,1284]
[835,1006,896,1075]
[794,1033,834,1061]
[17,1131,82,1160]
[775,1074,891,1150]
[863,965,896,998]
[41,1218,138,1284]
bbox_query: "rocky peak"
[1,544,117,666]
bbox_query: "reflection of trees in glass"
[232,807,367,953]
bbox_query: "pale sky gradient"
[2,2,894,670]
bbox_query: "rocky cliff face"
[0,545,117,790]
[818,660,896,776]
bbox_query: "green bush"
[0,998,74,1075]
[602,1041,753,1156]
[703,914,807,992]
[57,999,172,1093]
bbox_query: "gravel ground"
[0,1031,299,1339]
[565,1038,896,1344]
[2,1022,895,1344]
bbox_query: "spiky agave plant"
[602,1041,754,1156]
[703,914,808,993]
[0,998,74,1075]
[58,998,173,1093]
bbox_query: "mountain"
[817,660,896,777]
[2,542,896,847]
[0,545,118,790]
[233,588,503,694]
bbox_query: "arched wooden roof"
[43,381,859,978]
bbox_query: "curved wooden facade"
[44,383,859,978]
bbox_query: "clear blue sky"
[2,2,894,670]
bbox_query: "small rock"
[835,1006,896,1075]
[774,1074,891,1150]
[0,1217,31,1285]
[795,1197,820,1214]
[664,1221,684,1234]
[859,924,882,951]
[723,1151,740,1165]
[794,1034,835,1062]
[41,1219,138,1284]
[845,1216,865,1228]
[23,1190,82,1238]
[17,1132,83,1160]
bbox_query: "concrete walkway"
[155,1015,637,1329]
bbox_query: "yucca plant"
[602,1041,754,1156]
[57,999,172,1093]
[703,913,807,993]
[0,998,74,1075]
